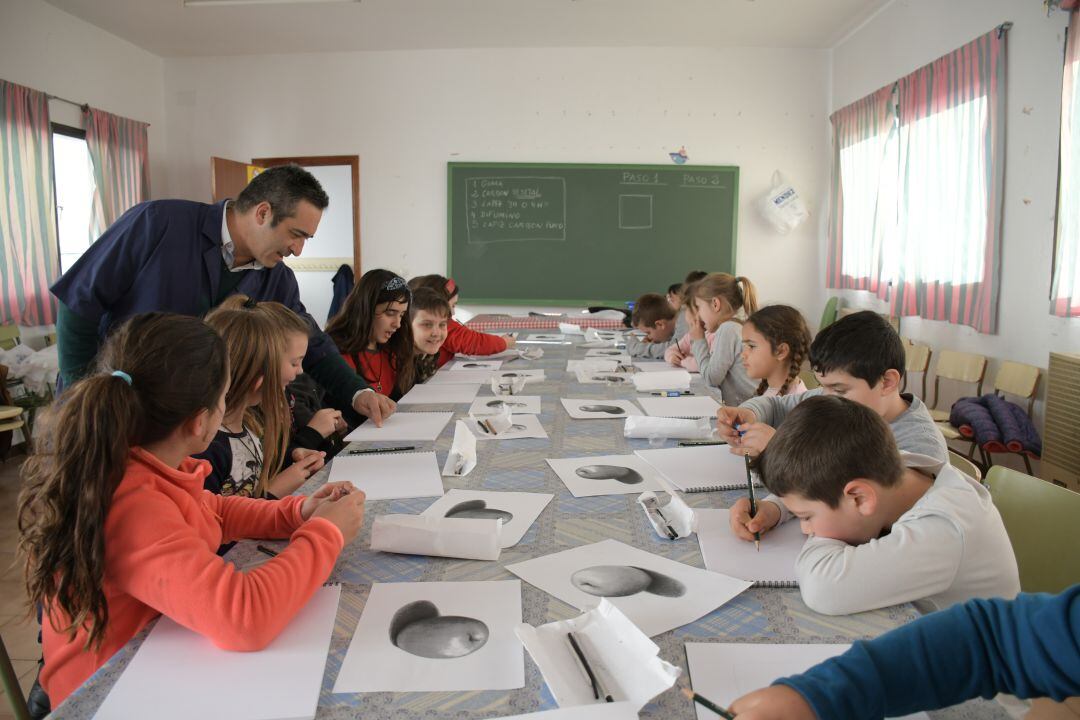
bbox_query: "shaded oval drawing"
[461,362,485,368]
[591,375,628,383]
[388,600,490,659]
[486,399,525,408]
[579,404,625,415]
[444,499,514,523]
[596,350,621,355]
[570,565,687,598]
[510,424,527,432]
[575,464,643,485]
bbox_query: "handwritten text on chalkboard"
[465,177,567,244]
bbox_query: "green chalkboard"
[447,162,739,306]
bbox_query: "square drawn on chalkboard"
[619,194,653,230]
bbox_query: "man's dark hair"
[234,164,329,226]
[759,395,903,507]
[631,293,676,327]
[684,270,708,284]
[810,310,905,386]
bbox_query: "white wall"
[162,46,830,323]
[829,0,1078,392]
[0,0,168,345]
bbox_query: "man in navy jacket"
[51,164,394,424]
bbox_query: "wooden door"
[210,157,264,203]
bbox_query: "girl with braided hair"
[741,304,812,398]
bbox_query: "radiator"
[1041,352,1080,491]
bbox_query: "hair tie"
[445,278,458,296]
[111,370,133,385]
[242,297,258,309]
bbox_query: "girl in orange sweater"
[17,313,365,707]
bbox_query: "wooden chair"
[948,449,982,483]
[0,635,31,720]
[0,326,19,352]
[900,338,932,400]
[987,466,1080,594]
[0,365,26,461]
[976,361,1041,474]
[836,306,901,333]
[928,349,987,442]
[819,297,838,331]
[41,332,56,347]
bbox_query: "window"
[1052,12,1080,318]
[51,124,95,274]
[826,29,1005,334]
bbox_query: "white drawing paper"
[421,489,554,547]
[328,451,444,500]
[442,420,478,477]
[635,445,749,492]
[95,585,340,720]
[632,370,692,392]
[493,369,546,384]
[506,539,751,637]
[343,411,453,442]
[488,702,639,720]
[634,361,695,374]
[525,333,566,341]
[695,509,805,585]
[332,580,524,693]
[546,454,667,498]
[566,359,619,373]
[637,396,721,419]
[457,348,520,360]
[560,398,643,420]
[559,323,587,335]
[450,359,505,370]
[684,643,930,720]
[473,412,549,440]
[469,395,543,415]
[428,368,496,385]
[574,370,635,386]
[398,383,482,405]
[515,600,680,710]
[370,514,501,560]
[584,349,630,359]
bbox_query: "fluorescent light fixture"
[184,0,358,6]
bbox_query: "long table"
[53,334,1007,719]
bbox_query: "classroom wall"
[161,46,830,325]
[0,0,168,345]
[828,0,1078,428]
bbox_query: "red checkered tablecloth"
[464,314,627,331]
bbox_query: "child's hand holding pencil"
[726,684,817,719]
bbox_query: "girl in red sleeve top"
[407,274,516,367]
[326,269,415,400]
[17,313,366,708]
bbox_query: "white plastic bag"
[758,170,809,234]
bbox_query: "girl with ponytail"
[687,273,760,405]
[741,305,812,398]
[17,313,365,707]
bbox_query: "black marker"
[346,446,416,455]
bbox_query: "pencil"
[680,686,735,719]
[744,452,760,551]
[346,446,416,455]
[256,544,278,558]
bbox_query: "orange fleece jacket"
[41,447,344,706]
[436,318,508,367]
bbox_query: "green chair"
[986,466,1080,594]
[0,635,31,720]
[0,326,19,352]
[818,297,839,331]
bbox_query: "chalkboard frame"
[446,162,740,306]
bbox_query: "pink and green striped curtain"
[826,29,1006,334]
[0,79,59,326]
[825,84,898,294]
[85,107,149,240]
[1051,10,1080,318]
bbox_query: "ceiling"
[41,0,892,58]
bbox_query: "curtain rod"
[998,21,1013,38]
[45,93,151,128]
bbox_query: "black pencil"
[346,446,416,455]
[256,544,279,558]
[678,440,728,446]
[744,452,760,551]
[680,687,735,719]
[567,632,613,702]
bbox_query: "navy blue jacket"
[51,199,365,402]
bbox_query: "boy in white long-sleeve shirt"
[749,395,1019,616]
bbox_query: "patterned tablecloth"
[54,332,1009,720]
[464,315,627,331]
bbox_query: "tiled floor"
[0,456,43,720]
[0,449,1073,720]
